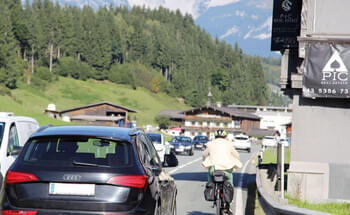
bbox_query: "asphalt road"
[164,144,260,215]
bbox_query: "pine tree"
[0,0,19,88]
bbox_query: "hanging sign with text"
[271,0,302,51]
[303,44,350,98]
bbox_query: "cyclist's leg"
[208,166,215,182]
[224,169,233,185]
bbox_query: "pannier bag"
[223,181,234,203]
[204,182,215,201]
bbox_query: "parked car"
[262,136,278,148]
[192,135,209,150]
[279,138,291,147]
[0,112,39,177]
[2,125,177,215]
[146,132,171,166]
[233,134,251,153]
[169,136,193,156]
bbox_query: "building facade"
[229,105,292,138]
[275,0,350,202]
[182,106,260,140]
[45,102,137,127]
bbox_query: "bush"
[56,57,91,80]
[108,63,136,89]
[31,75,47,90]
[0,85,12,96]
[155,117,171,129]
[35,66,53,82]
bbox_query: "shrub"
[35,66,53,82]
[56,57,91,80]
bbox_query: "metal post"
[281,141,285,199]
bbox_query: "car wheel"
[189,150,194,156]
[172,198,177,215]
[247,148,251,153]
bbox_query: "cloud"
[244,16,272,40]
[235,10,246,17]
[206,0,240,8]
[253,33,270,40]
[127,0,204,18]
[247,0,272,9]
[220,26,239,39]
[251,14,259,20]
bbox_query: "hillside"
[0,77,190,126]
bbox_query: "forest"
[0,0,271,107]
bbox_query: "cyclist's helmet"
[214,129,227,138]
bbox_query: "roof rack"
[36,124,53,133]
[129,128,144,136]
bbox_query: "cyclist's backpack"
[204,182,215,201]
[223,181,234,203]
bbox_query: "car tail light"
[6,171,38,184]
[2,210,37,215]
[107,175,147,189]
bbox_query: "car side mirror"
[146,164,162,176]
[8,146,22,156]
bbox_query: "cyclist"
[202,129,242,214]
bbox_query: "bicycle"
[212,170,232,215]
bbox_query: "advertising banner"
[271,0,302,51]
[303,44,350,98]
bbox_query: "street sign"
[271,0,302,51]
[303,44,350,98]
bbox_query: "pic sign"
[303,44,350,98]
[271,0,302,51]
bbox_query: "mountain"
[195,0,278,57]
[22,0,276,57]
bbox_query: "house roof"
[184,105,260,120]
[59,101,137,114]
[157,110,185,120]
[69,115,125,122]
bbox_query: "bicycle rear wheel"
[216,197,221,215]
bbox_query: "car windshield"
[264,136,275,140]
[0,122,4,148]
[173,136,191,143]
[147,133,162,144]
[22,137,134,168]
[194,136,208,141]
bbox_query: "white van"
[0,112,39,176]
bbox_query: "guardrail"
[256,167,332,215]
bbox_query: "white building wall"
[256,112,292,138]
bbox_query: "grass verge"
[287,196,350,215]
[261,147,290,164]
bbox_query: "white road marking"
[235,153,256,215]
[168,157,202,175]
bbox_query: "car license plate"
[175,146,184,152]
[49,183,95,196]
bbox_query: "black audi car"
[2,125,177,215]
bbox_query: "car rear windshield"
[174,136,191,143]
[22,137,134,168]
[195,136,208,141]
[147,133,161,144]
[235,136,248,140]
[264,136,275,140]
